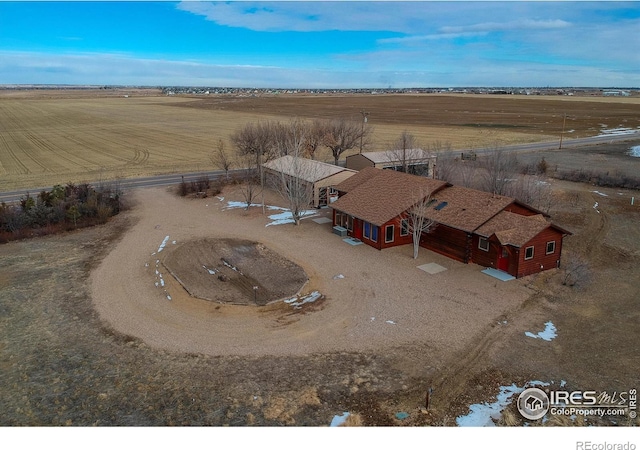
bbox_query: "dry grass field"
[1,88,639,191]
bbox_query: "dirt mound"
[162,238,308,306]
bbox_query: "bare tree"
[210,138,233,181]
[322,118,371,165]
[405,190,437,259]
[269,120,318,225]
[304,119,326,160]
[236,152,261,210]
[507,175,555,213]
[561,252,592,288]
[383,131,435,177]
[479,147,519,196]
[231,120,278,170]
[388,131,419,173]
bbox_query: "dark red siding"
[379,216,413,250]
[516,227,564,278]
[471,235,501,268]
[504,203,538,216]
[420,225,470,262]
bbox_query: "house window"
[478,237,489,252]
[400,219,409,236]
[347,216,353,231]
[546,241,556,254]
[363,222,378,242]
[385,225,394,243]
[525,246,534,260]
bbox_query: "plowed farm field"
[1,89,639,191]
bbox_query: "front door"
[497,246,510,271]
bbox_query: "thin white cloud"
[176,1,444,33]
[1,50,638,89]
[441,19,571,34]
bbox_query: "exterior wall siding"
[504,203,538,216]
[419,225,469,262]
[471,235,501,268]
[516,227,564,278]
[345,154,374,171]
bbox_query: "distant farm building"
[345,149,436,177]
[263,155,356,208]
[603,90,630,97]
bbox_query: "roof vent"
[434,201,448,211]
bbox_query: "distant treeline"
[0,183,124,244]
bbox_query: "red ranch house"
[330,167,571,279]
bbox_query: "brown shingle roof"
[334,166,383,193]
[330,169,447,226]
[476,211,551,247]
[421,185,514,232]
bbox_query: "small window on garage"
[478,237,489,252]
[385,225,394,243]
[546,241,556,254]
[525,246,534,260]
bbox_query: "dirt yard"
[162,238,308,306]
[1,176,639,426]
[91,185,532,358]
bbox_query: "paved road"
[0,170,241,204]
[1,131,638,204]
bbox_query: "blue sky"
[0,1,638,88]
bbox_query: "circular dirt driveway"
[91,186,530,358]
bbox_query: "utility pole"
[359,110,369,153]
[559,113,567,149]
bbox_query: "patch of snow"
[154,282,159,287]
[284,291,322,308]
[386,320,396,325]
[629,145,640,157]
[561,380,567,388]
[525,321,557,341]
[160,278,165,287]
[332,274,345,280]
[166,295,172,301]
[456,384,524,427]
[265,209,318,227]
[598,126,637,136]
[330,412,350,427]
[157,236,170,253]
[223,201,260,210]
[217,196,224,201]
[221,260,242,274]
[172,240,177,245]
[592,191,608,197]
[371,317,375,321]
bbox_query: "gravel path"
[91,186,532,357]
